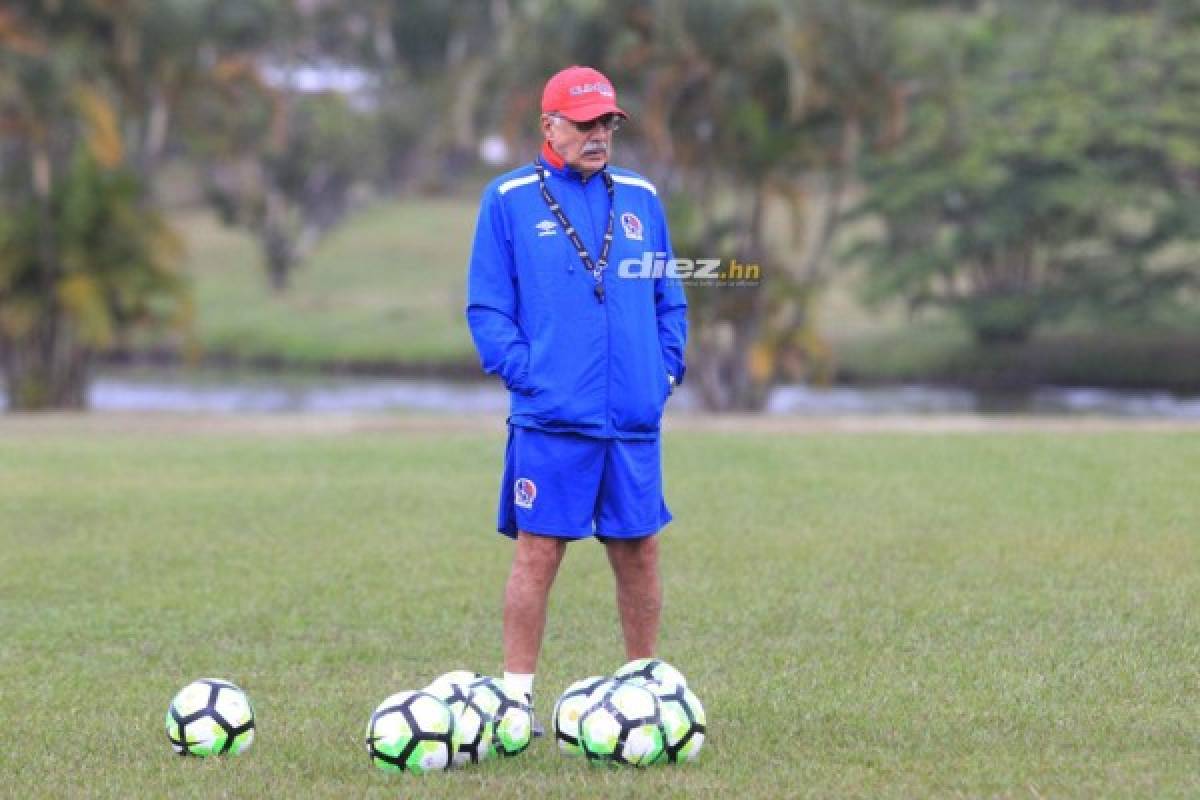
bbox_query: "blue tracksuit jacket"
[466,154,688,440]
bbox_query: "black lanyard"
[535,163,615,303]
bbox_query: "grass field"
[169,200,1200,391]
[172,197,931,372]
[2,418,1198,798]
[175,198,480,367]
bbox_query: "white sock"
[504,672,534,702]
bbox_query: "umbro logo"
[536,219,558,237]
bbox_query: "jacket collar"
[538,141,607,184]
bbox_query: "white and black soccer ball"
[468,676,533,757]
[578,681,666,767]
[365,690,460,774]
[553,676,613,756]
[425,670,482,695]
[423,676,494,766]
[613,657,688,694]
[165,678,255,757]
[657,684,706,763]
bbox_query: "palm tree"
[619,0,903,409]
[0,4,189,410]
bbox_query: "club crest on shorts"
[621,212,643,241]
[514,478,537,509]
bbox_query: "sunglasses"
[550,113,622,133]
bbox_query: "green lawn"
[176,197,481,367]
[174,195,928,373]
[2,421,1197,798]
[171,199,1200,391]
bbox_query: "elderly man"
[465,65,687,730]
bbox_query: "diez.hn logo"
[617,252,761,286]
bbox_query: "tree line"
[2,0,1197,410]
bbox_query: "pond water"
[12,369,1193,417]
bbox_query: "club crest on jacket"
[621,212,643,241]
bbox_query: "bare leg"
[503,531,568,672]
[605,536,662,659]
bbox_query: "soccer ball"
[613,657,688,694]
[468,676,533,757]
[657,684,706,763]
[165,678,255,757]
[553,676,613,756]
[423,677,494,766]
[365,690,460,773]
[578,681,666,767]
[425,670,481,694]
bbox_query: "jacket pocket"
[516,323,605,427]
[504,341,538,396]
[610,342,669,433]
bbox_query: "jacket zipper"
[576,173,612,435]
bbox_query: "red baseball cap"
[541,65,628,122]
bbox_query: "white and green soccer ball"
[553,676,613,756]
[165,678,255,757]
[425,670,482,695]
[423,675,494,766]
[365,690,460,774]
[578,681,666,767]
[656,684,706,763]
[613,657,688,694]
[469,676,533,757]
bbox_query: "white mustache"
[582,143,608,155]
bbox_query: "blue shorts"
[497,425,673,541]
